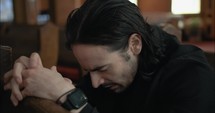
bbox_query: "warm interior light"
[171,0,201,14]
[0,0,14,22]
[129,0,138,5]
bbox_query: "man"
[3,0,215,113]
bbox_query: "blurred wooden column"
[13,0,40,25]
[201,0,215,40]
[39,22,59,68]
[49,0,85,26]
[138,0,171,12]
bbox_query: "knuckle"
[19,56,27,61]
[23,78,32,86]
[15,56,27,63]
[14,62,21,68]
[23,88,31,96]
[26,70,34,76]
[23,79,29,85]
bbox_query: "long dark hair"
[66,0,167,75]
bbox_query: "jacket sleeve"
[80,103,99,113]
[77,75,100,113]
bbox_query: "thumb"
[64,77,72,84]
[29,52,43,68]
[21,89,29,99]
[50,66,58,72]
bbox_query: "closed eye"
[83,64,109,72]
[98,68,107,72]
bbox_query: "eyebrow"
[83,65,107,72]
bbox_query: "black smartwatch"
[61,88,88,110]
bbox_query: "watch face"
[68,89,88,109]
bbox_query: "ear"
[128,33,142,55]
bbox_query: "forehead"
[72,44,120,70]
[72,44,112,64]
[72,44,110,56]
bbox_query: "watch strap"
[61,88,88,111]
[62,99,74,110]
[56,89,76,105]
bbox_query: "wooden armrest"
[15,97,70,113]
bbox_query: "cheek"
[94,68,118,82]
[113,61,135,82]
[105,66,124,81]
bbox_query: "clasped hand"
[3,53,75,106]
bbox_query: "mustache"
[101,82,121,89]
[101,82,114,87]
[102,83,112,87]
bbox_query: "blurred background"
[0,0,214,81]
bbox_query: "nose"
[90,72,104,88]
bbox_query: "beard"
[113,52,138,93]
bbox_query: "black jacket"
[78,31,215,113]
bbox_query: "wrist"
[53,81,76,101]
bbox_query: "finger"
[15,56,29,67]
[3,70,13,84]
[13,56,30,84]
[10,94,18,106]
[21,91,26,99]
[29,52,43,68]
[4,80,25,90]
[50,66,57,72]
[11,79,23,101]
[4,82,11,90]
[21,69,33,79]
[64,77,72,84]
[13,62,26,84]
[50,66,63,77]
[21,88,30,99]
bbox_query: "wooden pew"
[0,22,59,68]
